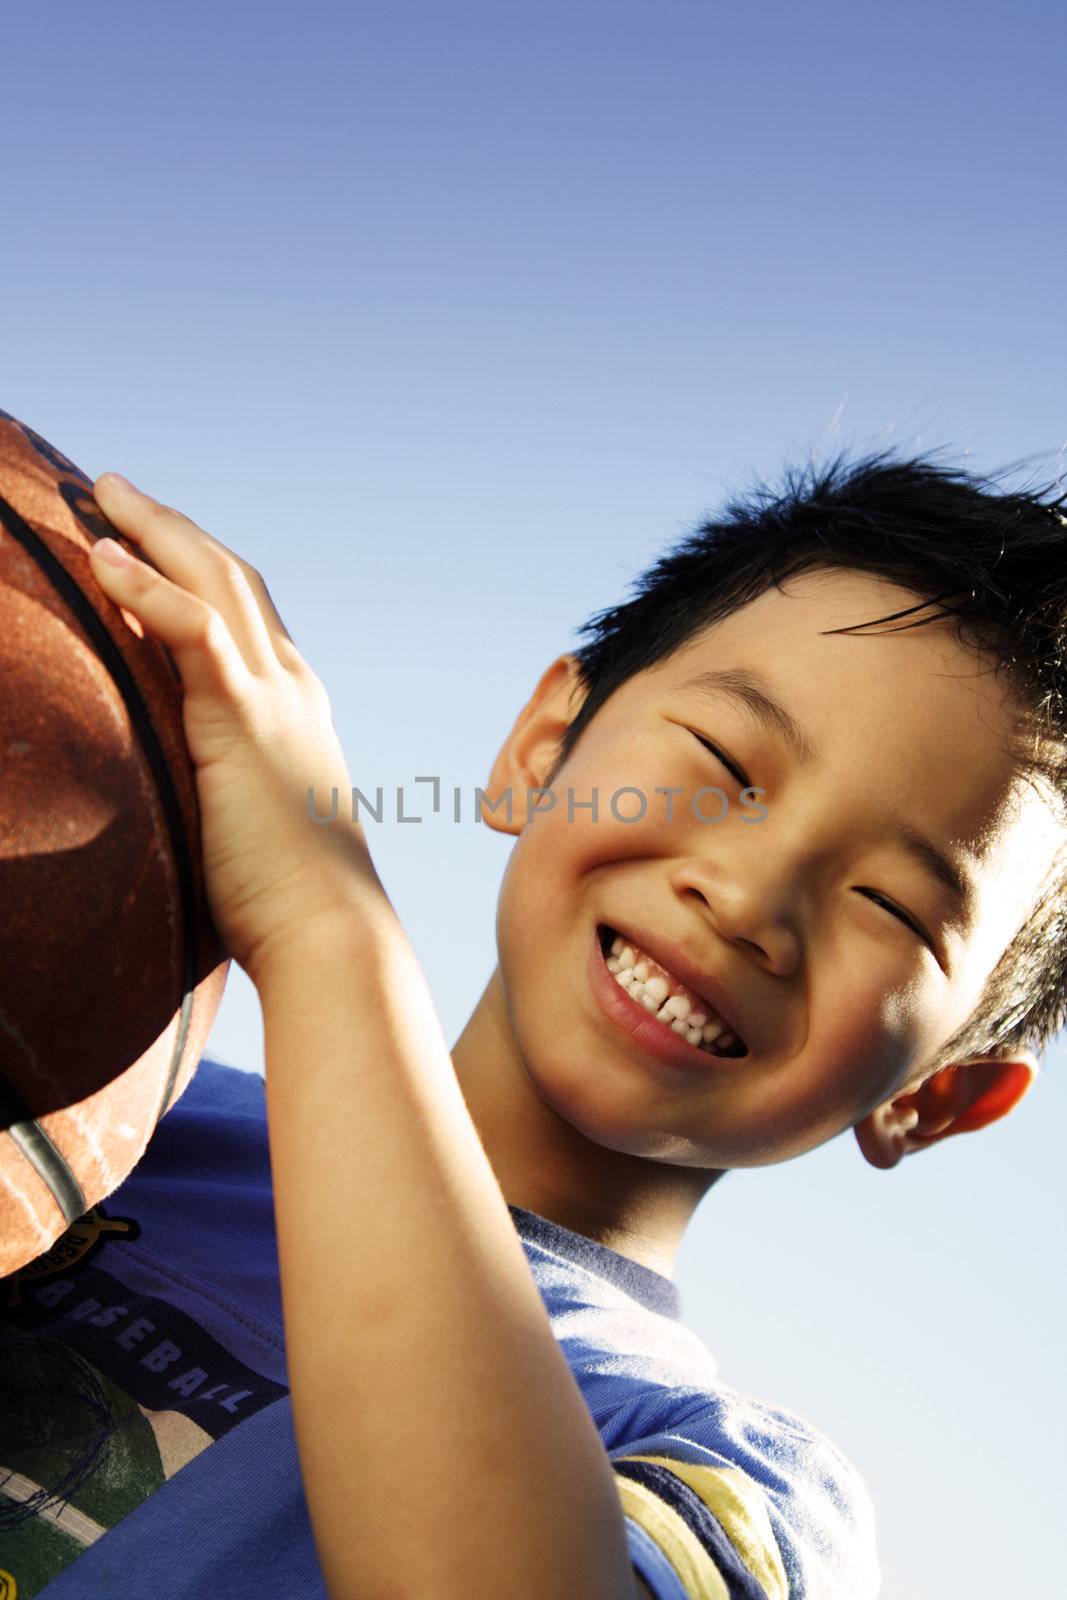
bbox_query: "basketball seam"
[0,487,197,1183]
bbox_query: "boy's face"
[486,567,1063,1170]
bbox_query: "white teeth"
[611,935,624,956]
[606,956,621,972]
[608,955,741,1057]
[617,945,636,970]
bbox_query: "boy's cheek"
[699,1001,919,1167]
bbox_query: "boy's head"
[478,449,1067,1177]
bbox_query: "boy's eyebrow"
[673,666,979,926]
[675,667,818,766]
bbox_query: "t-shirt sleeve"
[606,1387,880,1600]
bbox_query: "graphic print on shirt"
[1,1206,141,1312]
[0,1206,288,1600]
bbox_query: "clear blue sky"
[4,3,1064,1594]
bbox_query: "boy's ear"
[480,654,587,836]
[853,1050,1039,1170]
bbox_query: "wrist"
[246,859,396,993]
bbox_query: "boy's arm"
[85,478,650,1600]
[255,898,647,1600]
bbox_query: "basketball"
[0,410,230,1278]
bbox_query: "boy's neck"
[449,970,724,1279]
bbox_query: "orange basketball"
[0,410,229,1278]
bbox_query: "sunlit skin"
[450,568,1065,1276]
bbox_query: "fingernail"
[92,537,134,567]
[99,472,138,492]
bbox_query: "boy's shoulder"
[509,1206,879,1597]
[607,1378,879,1599]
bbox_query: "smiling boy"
[6,448,1065,1599]
[467,561,1062,1261]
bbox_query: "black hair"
[0,1328,116,1531]
[547,446,1067,1076]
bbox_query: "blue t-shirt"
[0,1058,879,1598]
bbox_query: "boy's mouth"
[596,925,748,1058]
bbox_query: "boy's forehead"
[657,566,955,660]
[638,569,1009,720]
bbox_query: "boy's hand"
[89,473,377,985]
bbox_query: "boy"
[4,450,1064,1598]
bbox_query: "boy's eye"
[856,889,933,947]
[688,730,936,952]
[689,730,750,788]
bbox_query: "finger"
[88,536,253,704]
[93,474,295,674]
[243,567,303,664]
